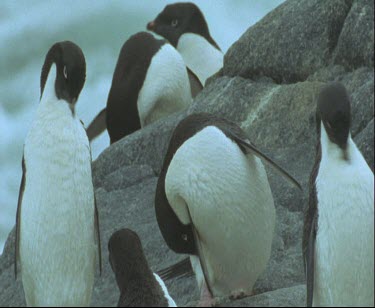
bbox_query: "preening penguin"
[155,113,301,305]
[108,229,176,307]
[100,31,195,144]
[147,2,223,85]
[15,41,101,306]
[303,82,374,307]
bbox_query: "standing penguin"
[99,31,195,144]
[303,82,374,307]
[108,228,176,307]
[15,41,101,306]
[85,34,201,143]
[155,113,301,306]
[147,2,223,85]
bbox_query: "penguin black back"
[108,229,169,307]
[147,2,220,50]
[106,32,165,144]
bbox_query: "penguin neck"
[177,33,223,85]
[39,64,75,118]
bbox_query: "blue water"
[0,0,284,253]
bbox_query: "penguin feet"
[229,289,251,301]
[197,280,216,307]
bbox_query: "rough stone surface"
[333,0,374,69]
[224,0,353,83]
[1,0,373,306]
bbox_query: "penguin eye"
[171,19,178,27]
[182,234,188,241]
[63,66,68,80]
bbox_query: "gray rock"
[222,284,306,307]
[100,164,155,192]
[92,112,184,188]
[355,118,374,171]
[337,67,374,137]
[224,0,352,83]
[333,0,374,69]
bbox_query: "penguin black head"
[317,82,351,150]
[40,41,86,107]
[108,228,152,292]
[147,2,219,49]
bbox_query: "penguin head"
[108,228,152,291]
[317,82,351,150]
[40,41,86,107]
[147,2,211,48]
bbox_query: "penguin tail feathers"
[156,257,193,281]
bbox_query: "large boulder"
[0,0,373,306]
[224,0,353,83]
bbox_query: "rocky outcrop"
[0,0,373,306]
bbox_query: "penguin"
[101,31,197,144]
[14,41,101,306]
[147,2,223,86]
[108,228,176,307]
[85,66,201,143]
[303,83,374,307]
[154,113,301,306]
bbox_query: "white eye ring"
[171,19,178,27]
[63,66,68,79]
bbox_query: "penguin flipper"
[94,189,102,275]
[187,68,203,98]
[157,257,193,280]
[221,127,302,191]
[305,214,316,307]
[86,108,107,142]
[15,155,26,279]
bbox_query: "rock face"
[0,0,373,306]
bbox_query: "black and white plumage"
[155,113,301,305]
[87,31,196,144]
[15,41,101,306]
[108,229,176,307]
[147,2,223,85]
[303,82,374,307]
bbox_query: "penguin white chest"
[20,100,96,306]
[165,126,275,296]
[177,33,223,85]
[314,143,374,307]
[137,44,192,127]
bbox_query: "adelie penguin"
[86,31,201,144]
[147,2,223,86]
[303,83,374,307]
[108,228,176,307]
[15,41,101,306]
[155,113,301,306]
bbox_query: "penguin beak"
[147,21,156,31]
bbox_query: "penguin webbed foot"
[228,289,251,301]
[197,280,216,307]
